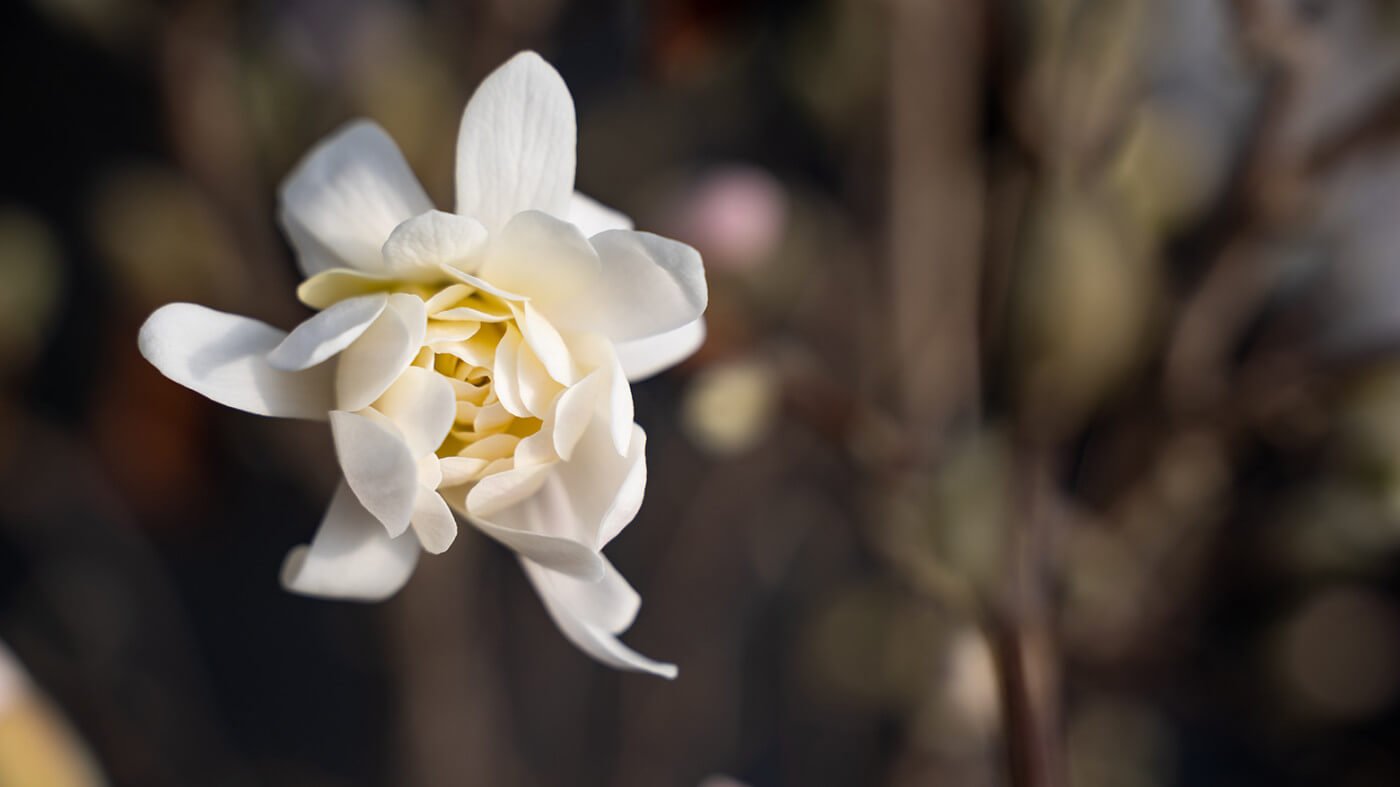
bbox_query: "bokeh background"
[3,0,1400,785]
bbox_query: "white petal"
[464,463,554,518]
[477,211,600,316]
[297,268,396,310]
[514,301,576,385]
[454,52,576,232]
[570,333,633,454]
[266,294,388,371]
[139,303,332,419]
[521,557,675,678]
[439,266,529,301]
[567,192,634,237]
[411,488,458,554]
[554,421,647,548]
[516,339,563,417]
[551,370,603,461]
[336,293,427,411]
[372,366,456,457]
[525,553,639,633]
[280,121,433,275]
[582,230,707,341]
[280,482,421,601]
[445,481,607,581]
[330,410,419,536]
[382,210,489,278]
[490,325,530,418]
[615,317,707,382]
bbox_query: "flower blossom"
[138,52,707,678]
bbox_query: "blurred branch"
[886,0,986,455]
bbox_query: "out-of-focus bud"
[1275,586,1400,721]
[1010,194,1157,436]
[0,208,62,376]
[1109,104,1218,235]
[673,165,789,273]
[682,357,781,456]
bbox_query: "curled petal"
[330,410,419,537]
[139,303,332,419]
[336,293,427,411]
[615,317,707,382]
[455,52,576,232]
[266,294,388,371]
[280,482,421,601]
[490,326,529,418]
[521,558,675,678]
[280,121,433,275]
[515,301,576,385]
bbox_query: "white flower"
[138,52,707,678]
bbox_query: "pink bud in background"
[674,165,788,272]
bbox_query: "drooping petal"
[580,230,707,341]
[477,211,599,317]
[454,52,576,232]
[330,410,419,537]
[381,210,489,278]
[280,482,421,602]
[411,488,458,554]
[527,553,640,633]
[336,293,427,411]
[521,558,675,678]
[445,479,607,581]
[567,192,634,237]
[266,294,388,371]
[280,121,433,276]
[139,303,333,419]
[615,317,707,382]
[372,366,456,457]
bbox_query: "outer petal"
[336,293,427,411]
[552,421,648,548]
[280,482,421,602]
[266,294,388,371]
[455,52,576,232]
[372,366,456,458]
[615,317,707,382]
[477,211,600,316]
[521,558,676,678]
[139,303,333,419]
[280,121,433,275]
[330,410,419,537]
[580,230,707,341]
[411,488,458,554]
[567,192,634,237]
[381,210,489,278]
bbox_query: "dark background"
[2,1,1400,786]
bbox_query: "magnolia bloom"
[138,52,706,678]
